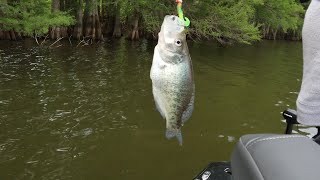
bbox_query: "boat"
[194,109,320,180]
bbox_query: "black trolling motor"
[282,109,320,141]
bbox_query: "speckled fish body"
[150,15,195,145]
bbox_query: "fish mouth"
[163,15,185,33]
[165,15,184,24]
[165,15,177,21]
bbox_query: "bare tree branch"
[49,37,63,48]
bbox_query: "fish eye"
[175,39,182,47]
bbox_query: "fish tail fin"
[165,129,183,145]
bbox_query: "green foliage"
[0,0,74,36]
[140,1,173,35]
[114,0,304,44]
[255,0,305,33]
[190,0,261,44]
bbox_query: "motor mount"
[282,109,298,134]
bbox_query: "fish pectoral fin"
[155,100,165,119]
[181,91,195,123]
[152,88,166,119]
[166,129,183,145]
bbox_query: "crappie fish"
[150,15,195,145]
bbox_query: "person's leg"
[297,0,320,126]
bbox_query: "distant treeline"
[0,0,310,45]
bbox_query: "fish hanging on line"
[150,15,195,145]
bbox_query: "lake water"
[0,39,302,179]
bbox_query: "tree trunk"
[60,0,65,11]
[113,4,121,38]
[61,27,68,37]
[84,0,103,40]
[262,26,266,39]
[0,31,3,40]
[131,14,139,40]
[0,0,7,40]
[95,11,102,40]
[73,0,83,40]
[52,0,60,13]
[266,25,270,40]
[51,27,61,39]
[9,30,16,40]
[104,4,115,36]
[272,29,277,40]
[16,32,22,40]
[84,0,92,37]
[92,6,96,40]
[51,0,61,39]
[4,31,11,40]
